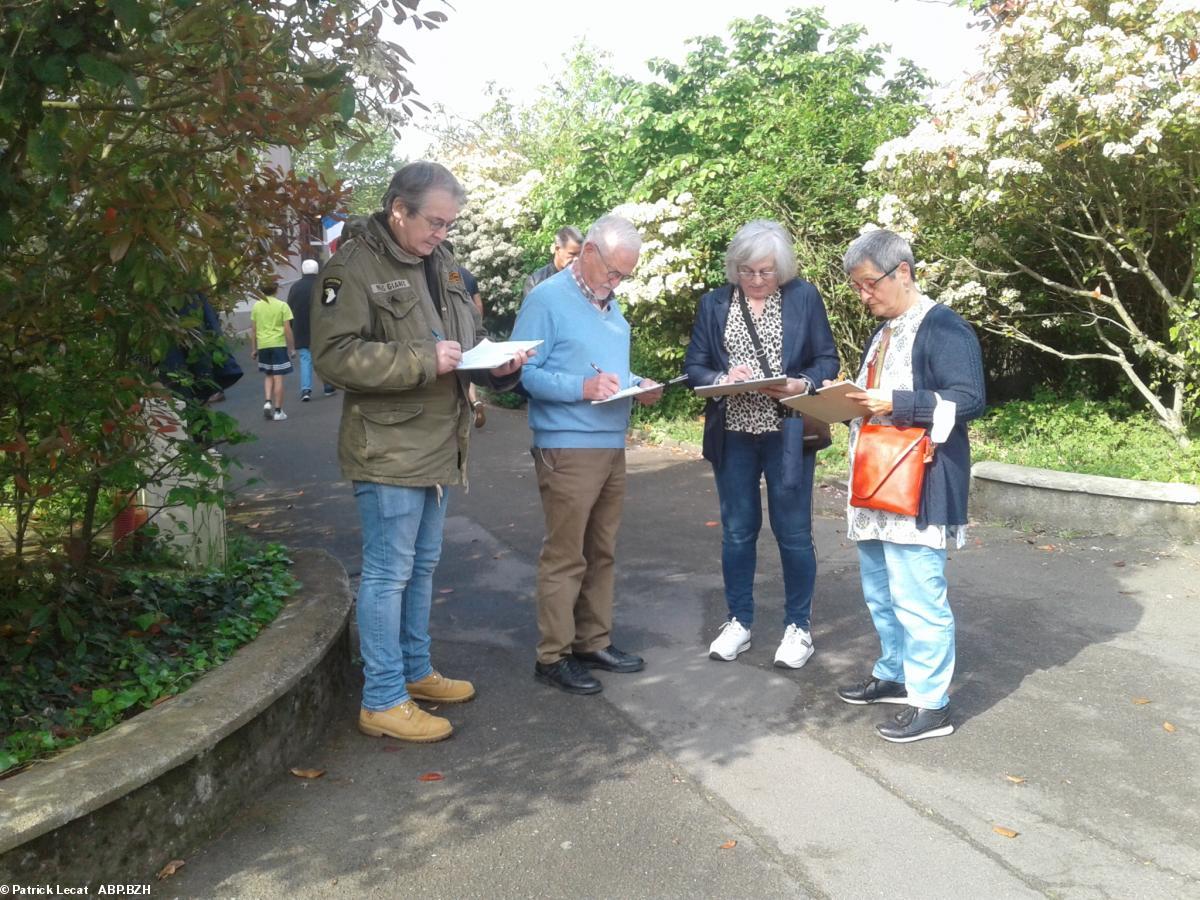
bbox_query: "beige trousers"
[532,447,626,664]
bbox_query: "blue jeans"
[353,481,448,710]
[297,348,313,394]
[712,430,816,630]
[856,540,954,709]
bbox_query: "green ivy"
[0,542,296,775]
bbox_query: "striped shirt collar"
[570,260,610,310]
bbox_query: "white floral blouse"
[847,294,966,550]
[723,290,784,434]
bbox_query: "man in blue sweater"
[511,214,663,695]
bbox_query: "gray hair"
[584,214,642,254]
[554,225,583,247]
[724,220,798,284]
[381,161,467,216]
[842,228,916,278]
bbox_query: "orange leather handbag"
[850,423,935,517]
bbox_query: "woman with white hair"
[837,228,985,743]
[684,220,839,669]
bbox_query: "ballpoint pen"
[432,329,445,341]
[590,362,604,375]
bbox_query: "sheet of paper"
[456,338,542,370]
[694,375,788,398]
[590,373,690,405]
[779,381,871,423]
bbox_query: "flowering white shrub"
[435,145,542,326]
[859,0,1200,443]
[609,192,710,365]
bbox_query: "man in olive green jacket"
[312,162,529,744]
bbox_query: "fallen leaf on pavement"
[382,745,403,753]
[719,839,737,849]
[1037,544,1056,552]
[1132,698,1152,705]
[1004,774,1026,784]
[705,521,719,527]
[993,826,1019,839]
[1164,722,1177,733]
[1114,561,1126,567]
[438,588,454,594]
[418,771,445,782]
[157,860,186,880]
[289,767,326,779]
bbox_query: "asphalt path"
[168,346,1200,899]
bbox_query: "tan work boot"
[358,701,452,742]
[406,671,476,704]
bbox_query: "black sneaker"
[837,676,908,705]
[323,385,337,396]
[534,657,602,695]
[876,704,954,743]
[301,389,312,402]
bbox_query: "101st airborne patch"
[321,277,342,306]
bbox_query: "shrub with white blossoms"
[860,0,1200,444]
[436,146,542,328]
[611,192,709,366]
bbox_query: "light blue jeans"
[856,540,954,709]
[297,348,314,394]
[354,481,448,710]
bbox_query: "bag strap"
[734,287,776,378]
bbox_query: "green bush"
[972,392,1200,483]
[0,541,296,775]
[636,390,1200,485]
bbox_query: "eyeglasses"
[850,262,901,294]
[736,266,777,281]
[413,210,456,235]
[594,244,634,284]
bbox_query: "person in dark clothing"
[287,259,335,401]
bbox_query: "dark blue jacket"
[859,303,986,529]
[684,279,839,487]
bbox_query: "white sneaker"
[774,624,814,669]
[272,409,288,421]
[708,618,751,661]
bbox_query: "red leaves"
[417,772,444,782]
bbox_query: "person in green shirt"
[249,278,297,421]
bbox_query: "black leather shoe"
[836,676,908,705]
[876,704,954,743]
[534,658,602,695]
[574,644,645,673]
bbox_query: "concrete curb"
[0,548,354,886]
[971,460,1200,538]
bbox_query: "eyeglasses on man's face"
[594,244,633,284]
[850,262,901,294]
[413,210,456,235]
[736,266,778,282]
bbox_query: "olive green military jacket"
[311,213,517,487]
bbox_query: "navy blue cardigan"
[858,303,986,529]
[684,279,839,487]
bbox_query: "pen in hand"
[590,362,604,375]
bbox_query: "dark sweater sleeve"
[684,293,726,387]
[891,308,986,427]
[798,285,839,387]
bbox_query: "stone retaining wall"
[0,549,354,888]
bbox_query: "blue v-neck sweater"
[511,268,641,449]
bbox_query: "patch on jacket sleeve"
[321,277,342,306]
[448,270,463,285]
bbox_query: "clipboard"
[694,375,788,398]
[591,373,689,404]
[779,381,871,423]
